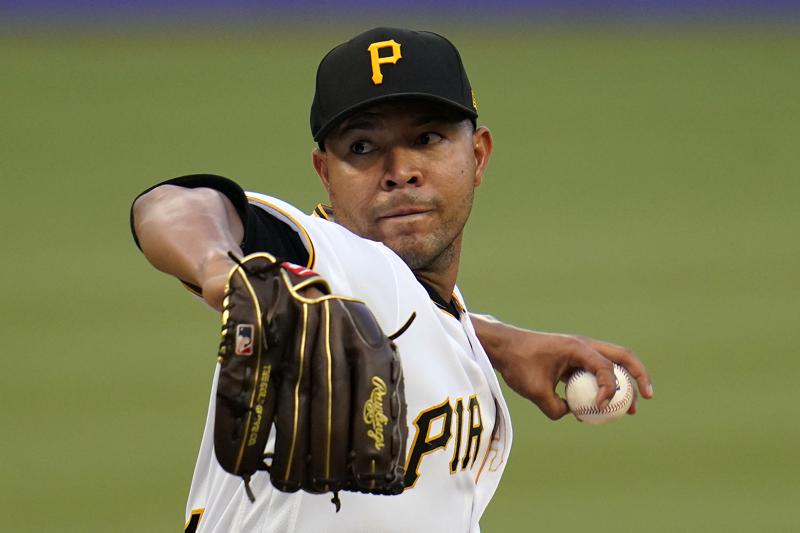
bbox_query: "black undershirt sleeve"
[129,173,309,278]
[240,204,309,265]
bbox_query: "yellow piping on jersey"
[247,195,317,270]
[451,292,464,313]
[312,203,334,221]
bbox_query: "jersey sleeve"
[129,174,309,266]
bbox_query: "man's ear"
[312,147,331,193]
[473,126,493,188]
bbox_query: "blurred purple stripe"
[3,0,800,11]
[2,0,799,29]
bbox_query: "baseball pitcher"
[131,27,653,533]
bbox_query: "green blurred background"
[1,14,798,533]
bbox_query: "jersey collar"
[313,204,334,221]
[416,277,462,320]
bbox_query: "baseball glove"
[214,252,410,510]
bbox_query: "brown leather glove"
[214,252,408,510]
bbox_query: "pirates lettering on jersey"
[462,395,483,469]
[404,395,485,488]
[449,397,464,473]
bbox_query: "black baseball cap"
[310,27,478,143]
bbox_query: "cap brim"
[313,92,478,143]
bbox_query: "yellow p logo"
[367,39,402,85]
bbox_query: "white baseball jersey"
[184,193,513,533]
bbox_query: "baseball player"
[131,27,653,533]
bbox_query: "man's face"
[312,100,492,272]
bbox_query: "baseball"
[565,364,634,424]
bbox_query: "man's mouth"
[377,206,433,219]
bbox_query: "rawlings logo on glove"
[363,376,389,451]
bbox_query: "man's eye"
[350,141,375,154]
[417,132,443,145]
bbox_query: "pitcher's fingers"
[536,390,569,421]
[627,387,638,415]
[568,343,616,409]
[583,338,653,399]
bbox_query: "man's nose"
[381,146,423,190]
